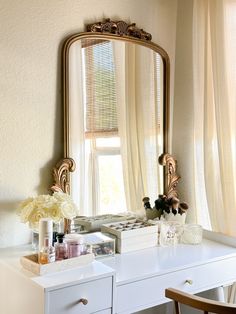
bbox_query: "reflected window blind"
[154,53,162,130]
[82,40,118,137]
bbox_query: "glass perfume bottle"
[38,237,55,264]
[54,233,67,261]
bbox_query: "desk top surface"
[1,233,236,289]
[102,238,236,285]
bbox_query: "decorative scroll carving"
[158,153,180,200]
[87,18,152,41]
[51,158,76,234]
[51,158,76,194]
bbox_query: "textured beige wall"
[0,0,178,247]
[172,0,196,222]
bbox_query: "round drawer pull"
[185,279,193,285]
[78,298,88,305]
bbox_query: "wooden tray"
[20,253,94,276]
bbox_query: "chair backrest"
[165,288,236,314]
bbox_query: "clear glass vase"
[31,220,65,250]
[53,220,64,233]
[31,230,39,250]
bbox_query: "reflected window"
[82,40,127,215]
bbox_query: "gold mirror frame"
[51,19,181,231]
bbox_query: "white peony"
[17,192,79,230]
[53,192,78,219]
[28,209,48,230]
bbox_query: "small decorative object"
[181,224,203,245]
[159,221,183,246]
[87,18,152,41]
[17,192,79,236]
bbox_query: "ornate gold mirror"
[52,19,179,226]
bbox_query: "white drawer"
[116,257,236,313]
[48,277,112,314]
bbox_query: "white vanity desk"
[103,230,236,313]
[1,231,236,314]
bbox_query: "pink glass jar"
[65,234,85,258]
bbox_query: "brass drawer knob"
[185,279,193,285]
[78,298,88,305]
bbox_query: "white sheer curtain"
[69,41,91,216]
[114,41,163,212]
[193,0,236,236]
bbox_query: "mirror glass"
[65,35,169,217]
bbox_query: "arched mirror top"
[62,19,170,158]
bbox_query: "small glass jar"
[31,230,39,250]
[181,224,203,245]
[65,234,86,258]
[159,221,183,246]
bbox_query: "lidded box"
[101,219,158,253]
[83,232,115,259]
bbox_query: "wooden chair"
[165,288,236,314]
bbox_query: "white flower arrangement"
[17,192,79,230]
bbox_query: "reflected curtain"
[113,42,163,212]
[193,0,236,235]
[69,41,91,216]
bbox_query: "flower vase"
[31,230,39,250]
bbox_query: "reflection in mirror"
[68,37,165,217]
